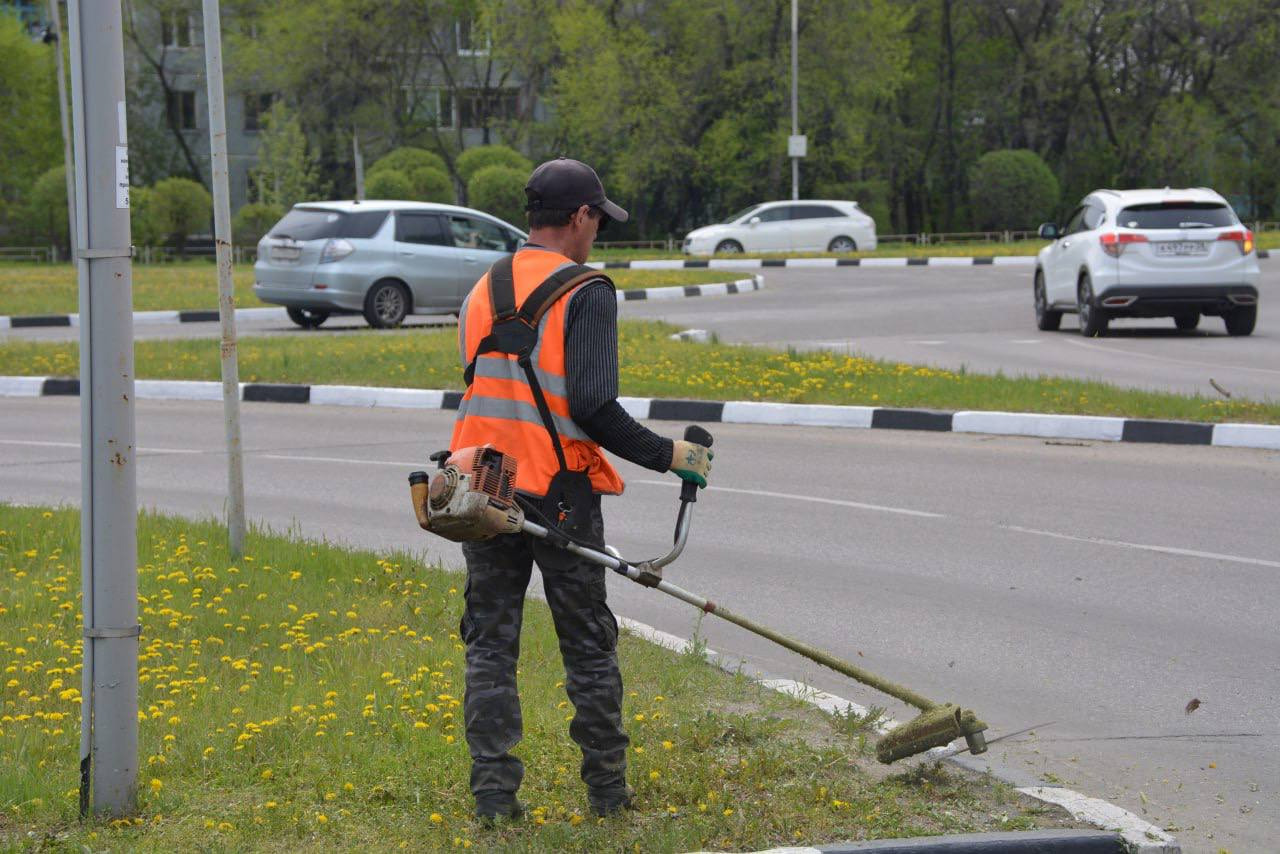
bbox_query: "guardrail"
[0,246,57,262]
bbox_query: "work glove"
[669,439,713,488]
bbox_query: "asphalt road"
[6,262,1276,403]
[1,398,1275,852]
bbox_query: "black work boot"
[588,784,634,817]
[474,791,525,825]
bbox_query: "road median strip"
[6,376,1276,452]
[590,249,1270,270]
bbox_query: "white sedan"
[683,200,877,255]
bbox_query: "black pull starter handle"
[680,425,714,503]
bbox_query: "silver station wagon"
[253,201,527,328]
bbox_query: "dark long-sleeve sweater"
[565,279,674,474]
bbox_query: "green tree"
[233,202,285,246]
[25,168,71,250]
[967,150,1059,230]
[151,178,213,256]
[252,103,322,209]
[0,16,62,236]
[467,165,527,226]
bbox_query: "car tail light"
[1217,230,1254,254]
[1099,232,1147,257]
[319,238,354,263]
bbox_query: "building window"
[161,14,192,48]
[457,89,518,128]
[456,19,490,55]
[243,94,274,132]
[407,88,454,128]
[167,90,197,130]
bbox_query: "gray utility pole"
[201,0,247,557]
[353,128,365,201]
[789,0,804,201]
[46,0,76,255]
[67,0,139,818]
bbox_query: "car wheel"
[1077,274,1108,337]
[1174,311,1199,331]
[827,235,858,253]
[286,307,330,329]
[1034,271,1062,331]
[1223,305,1256,337]
[714,240,744,254]
[364,280,410,328]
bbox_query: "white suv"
[682,200,877,255]
[1034,188,1260,336]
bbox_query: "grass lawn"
[0,264,737,318]
[0,505,1076,851]
[2,320,1277,423]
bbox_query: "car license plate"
[1154,241,1209,257]
[270,245,301,262]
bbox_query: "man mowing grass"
[448,158,713,823]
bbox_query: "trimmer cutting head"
[875,703,988,764]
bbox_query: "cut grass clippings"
[2,320,1277,424]
[0,505,1077,851]
[0,263,733,317]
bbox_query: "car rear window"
[268,208,389,241]
[1117,203,1236,230]
[791,204,844,219]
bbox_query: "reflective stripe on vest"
[450,248,624,497]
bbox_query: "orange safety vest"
[450,248,625,497]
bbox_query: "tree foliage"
[364,170,414,201]
[151,178,213,255]
[0,16,62,238]
[232,202,285,246]
[252,103,322,209]
[467,165,527,226]
[968,150,1059,230]
[25,168,71,250]
[456,145,532,185]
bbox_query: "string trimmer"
[408,426,989,764]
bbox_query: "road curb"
[4,378,1277,452]
[0,275,764,329]
[618,618,1175,853]
[589,248,1270,271]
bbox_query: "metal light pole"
[46,0,76,256]
[201,0,247,557]
[789,0,804,201]
[68,0,139,818]
[353,127,365,201]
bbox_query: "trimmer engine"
[409,446,524,542]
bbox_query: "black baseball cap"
[524,157,629,224]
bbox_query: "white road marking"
[1010,339,1043,344]
[632,479,945,518]
[257,453,423,467]
[1063,335,1280,376]
[907,339,947,345]
[1003,524,1280,569]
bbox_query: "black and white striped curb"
[591,249,1270,271]
[0,275,764,330]
[728,830,1129,852]
[5,378,1276,452]
[620,619,1174,853]
[5,378,1273,453]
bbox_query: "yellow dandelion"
[429,812,443,824]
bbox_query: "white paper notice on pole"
[788,134,807,158]
[117,101,127,144]
[115,146,130,208]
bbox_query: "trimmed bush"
[455,145,532,185]
[467,165,528,227]
[968,149,1059,230]
[368,147,447,180]
[26,167,70,249]
[406,166,454,203]
[232,202,284,246]
[365,169,414,201]
[151,177,213,256]
[129,186,162,247]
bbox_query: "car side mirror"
[748,216,761,227]
[1038,223,1059,240]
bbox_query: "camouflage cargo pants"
[459,497,629,798]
